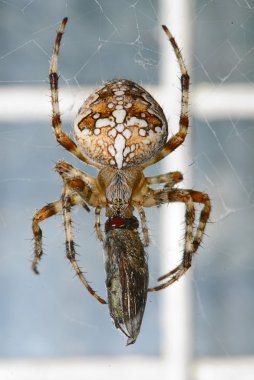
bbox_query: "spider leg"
[148,189,195,291]
[141,188,210,291]
[57,165,105,242]
[142,25,189,168]
[32,195,82,274]
[95,206,103,241]
[49,18,99,167]
[187,190,211,253]
[146,171,183,187]
[137,205,149,246]
[56,161,107,242]
[55,160,96,187]
[62,186,106,304]
[56,161,105,211]
[156,190,211,285]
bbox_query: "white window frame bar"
[0,0,253,379]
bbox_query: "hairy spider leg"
[32,195,83,273]
[61,186,106,304]
[49,18,100,167]
[132,171,184,246]
[142,25,190,168]
[136,205,150,246]
[55,160,96,187]
[139,187,210,291]
[156,190,211,284]
[148,189,195,291]
[145,171,183,187]
[55,161,105,242]
[95,206,103,241]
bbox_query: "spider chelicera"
[32,18,211,343]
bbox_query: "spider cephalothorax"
[32,18,211,343]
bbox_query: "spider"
[32,18,211,313]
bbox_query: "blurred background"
[0,0,253,379]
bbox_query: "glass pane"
[194,0,254,83]
[192,118,254,356]
[0,0,159,85]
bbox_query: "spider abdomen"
[74,79,168,169]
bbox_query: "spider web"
[0,0,253,364]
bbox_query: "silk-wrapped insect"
[104,216,148,345]
[32,18,211,345]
